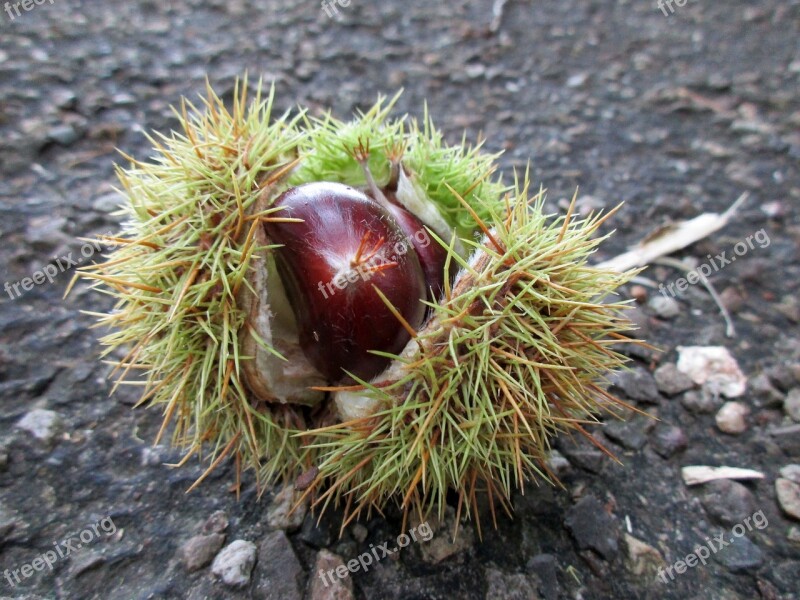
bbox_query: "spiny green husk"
[301,179,640,529]
[291,96,506,239]
[77,79,311,487]
[76,77,641,527]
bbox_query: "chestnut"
[83,84,644,529]
[381,192,453,302]
[264,182,427,382]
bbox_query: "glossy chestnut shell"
[264,182,437,383]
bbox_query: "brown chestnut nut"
[264,182,427,383]
[381,192,454,302]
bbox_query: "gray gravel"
[1,1,799,599]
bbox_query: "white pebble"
[715,401,749,434]
[211,540,257,587]
[16,409,62,443]
[677,346,747,398]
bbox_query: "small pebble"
[783,388,800,422]
[718,286,744,312]
[650,424,688,458]
[715,401,749,434]
[485,568,541,600]
[465,63,486,79]
[92,193,122,213]
[298,512,334,549]
[700,479,756,527]
[546,449,571,476]
[777,295,800,324]
[416,508,473,564]
[180,533,225,572]
[630,285,648,303]
[267,485,307,531]
[140,446,165,467]
[564,495,619,560]
[766,365,796,392]
[16,409,62,443]
[677,346,747,398]
[749,373,785,408]
[770,424,800,456]
[681,389,721,414]
[211,540,257,587]
[761,200,787,219]
[788,526,800,544]
[52,88,78,109]
[603,415,651,450]
[623,534,664,579]
[556,433,606,472]
[649,295,681,319]
[203,510,229,534]
[254,530,304,600]
[567,72,588,88]
[526,554,559,600]
[712,534,763,572]
[609,368,660,404]
[307,549,354,600]
[775,478,800,521]
[654,363,695,396]
[47,124,81,146]
[779,465,800,484]
[350,523,368,543]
